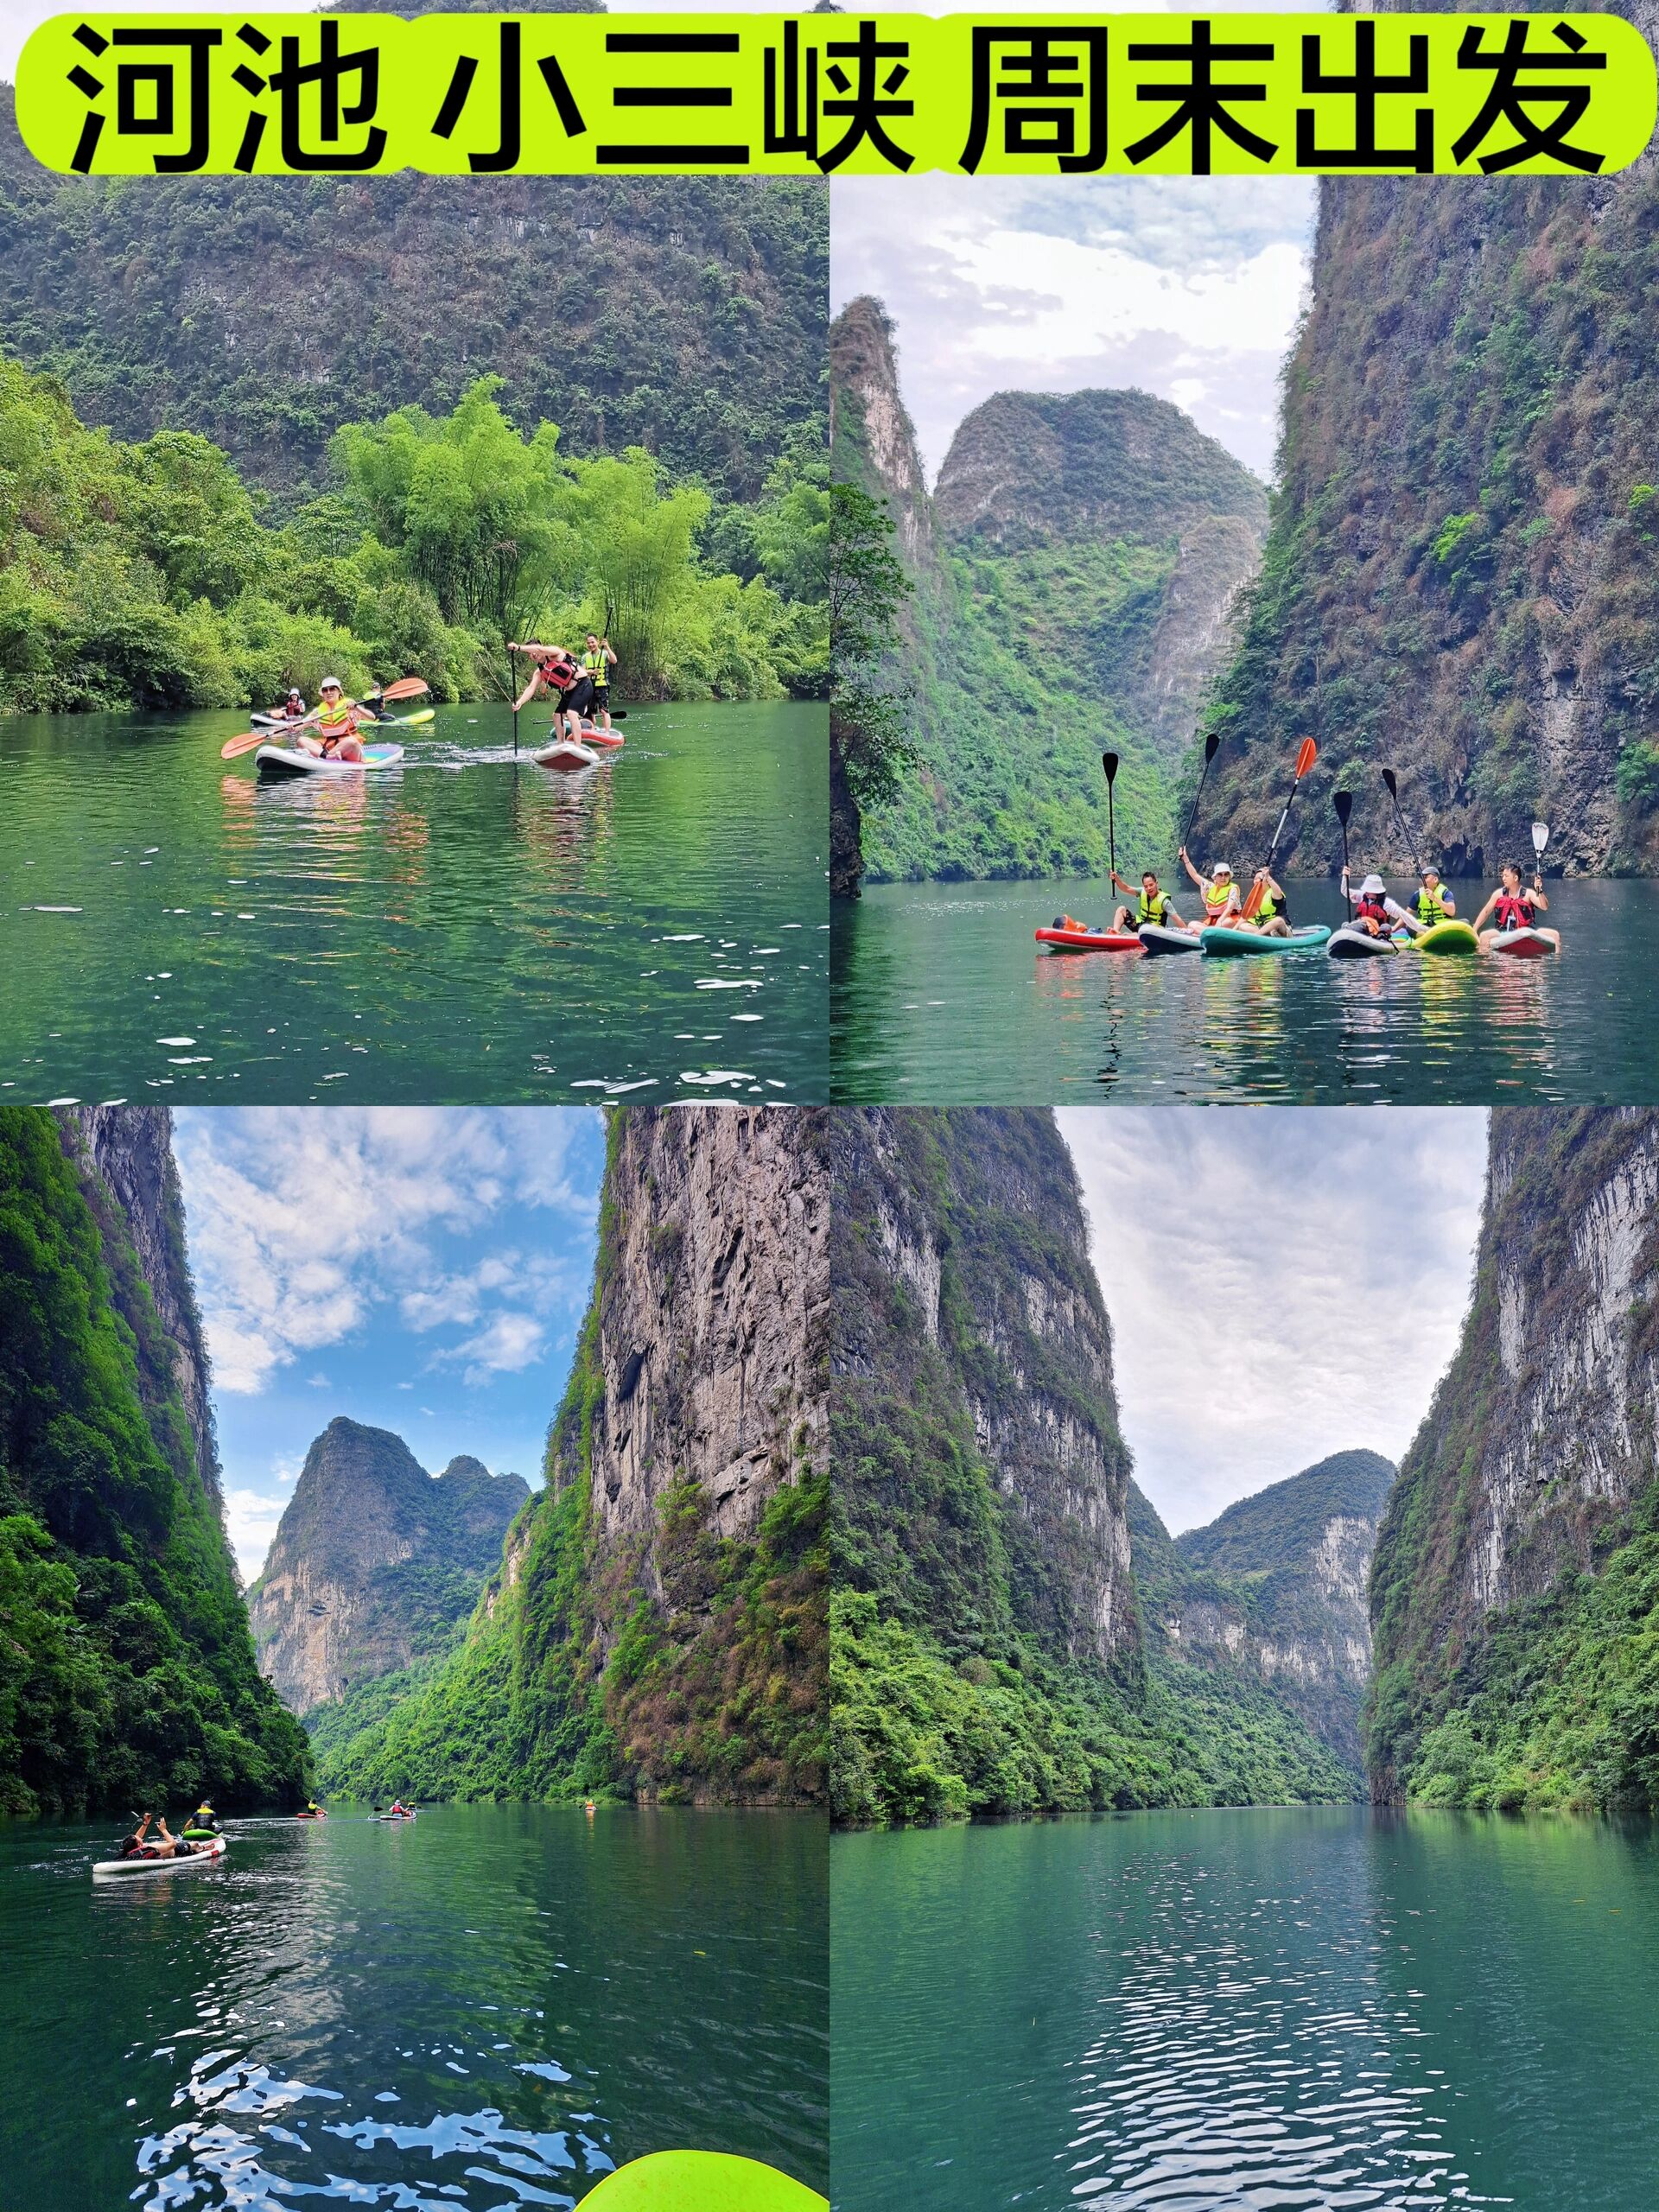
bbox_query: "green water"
[0,1803,827,2209]
[0,703,827,1104]
[832,876,1659,1102]
[831,1808,1659,2209]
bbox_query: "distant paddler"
[265,687,307,723]
[1472,860,1559,950]
[1109,867,1189,937]
[1179,849,1243,928]
[581,633,618,730]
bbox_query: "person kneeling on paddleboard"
[1109,869,1186,936]
[1179,850,1242,927]
[1414,868,1456,924]
[1473,864,1559,950]
[294,679,369,761]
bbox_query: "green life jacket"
[1202,878,1235,917]
[1416,884,1448,920]
[1255,885,1280,920]
[581,647,608,683]
[1136,889,1170,925]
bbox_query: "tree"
[830,481,912,810]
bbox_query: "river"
[0,702,827,1104]
[830,1808,1659,2210]
[0,1803,828,2209]
[832,876,1659,1103]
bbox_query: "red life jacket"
[538,652,579,692]
[1354,895,1389,925]
[1493,889,1534,930]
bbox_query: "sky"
[1058,1108,1490,1536]
[832,173,1316,485]
[174,1107,605,1581]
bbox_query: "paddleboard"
[1137,924,1203,956]
[382,708,435,728]
[1327,926,1398,959]
[1412,918,1479,956]
[575,722,624,749]
[251,712,308,730]
[256,744,404,779]
[1489,927,1557,958]
[582,2152,825,2209]
[1200,925,1332,957]
[532,739,601,771]
[93,1838,226,1878]
[1034,924,1142,953]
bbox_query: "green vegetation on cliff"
[830,1109,1356,1823]
[1177,1448,1395,1573]
[0,1109,308,1816]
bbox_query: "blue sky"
[175,1108,605,1580]
[1058,1109,1490,1535]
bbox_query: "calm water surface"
[0,1803,827,2209]
[0,704,827,1103]
[831,1808,1659,2210]
[832,877,1659,1103]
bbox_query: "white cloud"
[1058,1108,1489,1535]
[452,1311,547,1385]
[224,1484,286,1586]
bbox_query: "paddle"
[1380,768,1427,876]
[1101,751,1120,889]
[1532,819,1549,887]
[1241,737,1317,918]
[1333,789,1353,890]
[1177,731,1221,863]
[370,676,429,705]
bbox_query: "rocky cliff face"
[59,1106,222,1514]
[313,1106,830,1807]
[830,294,935,571]
[248,1418,527,1714]
[1369,1109,1659,1801]
[1203,13,1659,874]
[1131,1450,1396,1770]
[833,1106,1140,1675]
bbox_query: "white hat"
[1361,874,1386,895]
[1211,861,1232,878]
[320,676,342,690]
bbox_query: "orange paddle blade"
[1294,736,1317,778]
[1240,880,1264,919]
[219,732,268,760]
[378,676,429,702]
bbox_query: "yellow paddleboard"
[582,2152,825,2209]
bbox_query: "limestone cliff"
[247,1418,528,1715]
[60,1105,222,1516]
[1131,1449,1396,1770]
[1369,1109,1659,1808]
[1202,2,1659,874]
[312,1106,830,1806]
[830,296,1267,887]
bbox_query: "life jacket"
[539,652,579,692]
[1415,885,1448,921]
[1354,894,1390,926]
[1135,889,1169,925]
[316,698,357,750]
[581,647,608,684]
[1493,888,1534,930]
[1255,886,1281,920]
[1203,879,1235,917]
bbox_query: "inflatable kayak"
[257,743,404,779]
[1138,924,1202,956]
[532,738,601,772]
[1200,925,1331,957]
[93,1838,226,1878]
[583,2152,825,2209]
[1489,927,1557,958]
[1327,926,1398,959]
[1412,918,1479,956]
[1034,920,1141,953]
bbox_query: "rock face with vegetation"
[247,1420,527,1716]
[1368,1109,1659,1811]
[1201,123,1659,874]
[313,1106,829,1807]
[829,296,1267,888]
[0,1108,308,1816]
[1132,1449,1396,1770]
[830,1106,1356,1824]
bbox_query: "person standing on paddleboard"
[1473,863,1559,950]
[1179,850,1242,926]
[582,633,618,730]
[1109,868,1186,936]
[510,642,594,740]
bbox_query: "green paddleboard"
[1409,918,1479,955]
[582,2152,825,2209]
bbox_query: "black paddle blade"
[1102,752,1120,783]
[1334,791,1353,824]
[1382,768,1399,801]
[1204,733,1219,762]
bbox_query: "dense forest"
[1199,166,1659,875]
[1368,1109,1659,1811]
[830,1108,1358,1823]
[829,296,1266,891]
[0,1109,308,1817]
[312,1108,829,1807]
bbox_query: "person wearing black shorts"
[582,633,618,729]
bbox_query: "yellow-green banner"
[16,12,1656,177]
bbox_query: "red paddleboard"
[1035,926,1143,953]
[1489,928,1557,958]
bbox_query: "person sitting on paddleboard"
[1243,868,1293,938]
[184,1801,221,1839]
[268,688,306,721]
[1413,868,1456,924]
[510,643,594,740]
[1179,850,1242,927]
[1473,863,1559,950]
[582,633,617,730]
[1339,870,1405,938]
[293,679,370,761]
[1109,869,1186,936]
